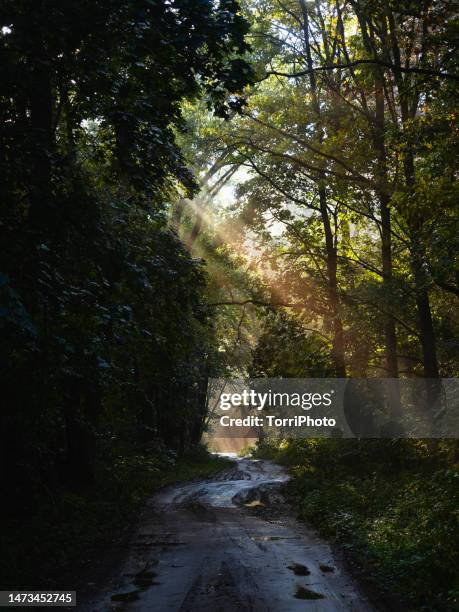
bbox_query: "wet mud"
[82,458,374,611]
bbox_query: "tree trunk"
[385,8,439,380]
[299,0,346,377]
[404,151,439,379]
[373,78,400,386]
[319,187,346,377]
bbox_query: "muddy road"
[83,458,374,611]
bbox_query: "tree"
[199,0,458,384]
[0,0,253,497]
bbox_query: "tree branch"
[260,59,459,82]
[208,299,295,308]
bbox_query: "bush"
[254,438,459,611]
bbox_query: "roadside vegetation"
[1,0,458,604]
[253,438,459,611]
[0,446,230,589]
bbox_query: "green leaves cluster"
[254,438,459,611]
[191,0,459,378]
[0,0,252,500]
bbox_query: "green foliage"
[0,447,232,589]
[0,0,458,601]
[0,0,252,508]
[254,438,459,611]
[196,0,459,379]
[250,310,334,377]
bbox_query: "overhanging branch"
[260,60,459,82]
[208,299,295,307]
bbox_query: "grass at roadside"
[0,445,232,590]
[252,438,459,612]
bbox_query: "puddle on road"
[251,535,300,542]
[244,500,264,507]
[288,563,310,576]
[134,541,185,546]
[111,590,140,603]
[294,585,325,600]
[133,571,159,589]
[156,459,290,509]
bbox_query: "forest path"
[82,458,374,611]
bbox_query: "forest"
[0,0,458,610]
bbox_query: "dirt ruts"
[81,458,374,611]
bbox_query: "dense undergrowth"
[253,438,459,611]
[0,445,231,590]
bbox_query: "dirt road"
[83,458,374,611]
